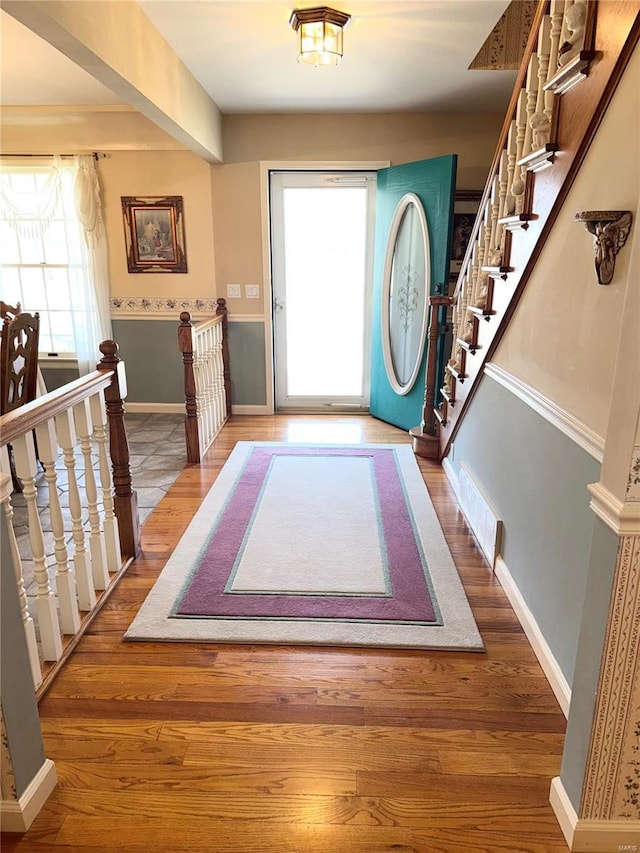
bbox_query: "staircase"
[413,0,640,461]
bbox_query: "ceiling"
[1,1,518,115]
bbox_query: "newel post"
[410,295,454,459]
[97,340,141,559]
[216,298,232,417]
[178,311,200,463]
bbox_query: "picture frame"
[121,195,188,273]
[449,190,482,284]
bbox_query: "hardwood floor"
[3,415,569,853]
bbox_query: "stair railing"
[178,298,231,463]
[0,341,140,694]
[413,0,639,459]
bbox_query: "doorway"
[270,171,376,411]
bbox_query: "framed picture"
[121,195,188,273]
[449,190,482,283]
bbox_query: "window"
[1,165,89,357]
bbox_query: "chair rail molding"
[484,363,605,462]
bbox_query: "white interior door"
[270,171,376,411]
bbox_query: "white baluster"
[35,418,80,635]
[512,89,529,214]
[504,119,518,216]
[548,0,566,81]
[531,17,553,151]
[55,409,95,611]
[12,433,62,662]
[0,465,42,688]
[73,399,109,590]
[89,392,122,573]
[487,174,501,265]
[523,52,539,161]
[558,1,586,68]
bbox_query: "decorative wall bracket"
[575,210,633,285]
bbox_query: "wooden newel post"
[410,295,454,460]
[97,340,141,559]
[216,298,232,418]
[178,311,200,464]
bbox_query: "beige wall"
[100,150,216,299]
[2,0,223,162]
[223,112,503,187]
[0,107,185,153]
[2,107,501,315]
[494,45,640,441]
[214,111,503,314]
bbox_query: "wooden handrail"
[0,370,112,445]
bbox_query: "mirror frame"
[381,192,431,396]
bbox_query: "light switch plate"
[245,285,260,299]
[226,284,241,299]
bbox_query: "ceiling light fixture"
[289,6,351,67]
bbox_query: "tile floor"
[8,413,188,616]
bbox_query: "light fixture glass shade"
[290,7,350,67]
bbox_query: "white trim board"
[495,557,571,717]
[231,405,271,416]
[484,363,605,463]
[550,777,640,852]
[442,458,571,717]
[0,759,57,833]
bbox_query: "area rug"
[125,442,483,650]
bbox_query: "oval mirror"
[381,193,431,395]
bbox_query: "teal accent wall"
[1,514,47,798]
[112,319,183,404]
[228,322,267,406]
[450,374,601,686]
[560,517,619,810]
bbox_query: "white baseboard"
[124,403,184,414]
[550,776,578,847]
[0,759,57,833]
[231,405,271,415]
[495,557,571,717]
[442,456,460,496]
[443,457,570,715]
[550,777,640,852]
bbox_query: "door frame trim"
[259,160,390,414]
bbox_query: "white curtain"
[0,155,112,375]
[0,155,63,238]
[73,155,112,375]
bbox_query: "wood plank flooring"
[3,415,569,853]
